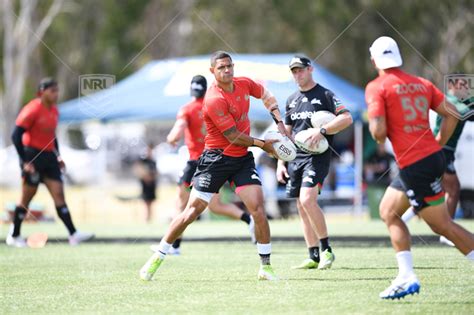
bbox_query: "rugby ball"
[311,110,336,128]
[294,128,329,154]
[263,131,297,162]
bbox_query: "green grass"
[1,242,473,314]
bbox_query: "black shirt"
[285,84,349,163]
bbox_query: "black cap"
[289,55,312,69]
[190,75,207,98]
[38,77,58,92]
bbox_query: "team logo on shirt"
[310,98,322,105]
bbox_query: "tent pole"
[353,120,364,216]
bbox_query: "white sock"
[396,250,416,280]
[257,243,271,255]
[466,250,474,262]
[401,207,416,223]
[157,240,171,259]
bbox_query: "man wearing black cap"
[7,78,94,247]
[162,75,256,255]
[276,55,353,270]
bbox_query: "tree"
[0,0,64,147]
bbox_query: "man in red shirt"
[141,51,290,281]
[366,37,474,299]
[7,78,94,247]
[162,75,256,254]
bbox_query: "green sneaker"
[258,265,278,281]
[139,253,164,281]
[318,249,335,270]
[291,258,318,270]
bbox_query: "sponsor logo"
[251,174,260,180]
[303,176,313,184]
[393,83,428,95]
[288,100,297,108]
[290,111,317,120]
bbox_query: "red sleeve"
[365,81,386,119]
[426,80,445,110]
[246,78,264,99]
[176,106,188,122]
[204,97,236,132]
[15,103,38,130]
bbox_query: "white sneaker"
[439,236,455,247]
[69,231,94,246]
[380,276,420,299]
[248,216,256,244]
[6,234,27,248]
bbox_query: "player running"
[276,55,353,270]
[156,75,255,254]
[402,76,474,246]
[7,78,94,247]
[140,51,290,281]
[365,36,474,300]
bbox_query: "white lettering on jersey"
[290,111,317,120]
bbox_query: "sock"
[11,206,27,237]
[466,250,474,262]
[320,237,331,252]
[396,250,416,280]
[56,205,77,235]
[401,207,416,223]
[240,212,251,225]
[172,238,182,249]
[157,240,171,259]
[257,243,271,265]
[308,246,320,262]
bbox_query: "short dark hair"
[38,77,58,92]
[210,51,232,67]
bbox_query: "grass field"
[2,236,474,314]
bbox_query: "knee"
[249,205,266,223]
[181,208,200,225]
[299,195,315,211]
[379,205,397,223]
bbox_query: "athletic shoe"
[291,258,318,269]
[379,277,420,299]
[318,249,335,270]
[439,236,455,247]
[68,231,94,246]
[248,216,256,244]
[258,265,278,281]
[6,234,27,248]
[140,253,164,281]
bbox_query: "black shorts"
[286,156,330,198]
[443,149,456,174]
[178,160,198,187]
[141,180,156,201]
[390,150,446,212]
[192,150,261,193]
[22,147,62,186]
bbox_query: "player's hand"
[276,121,292,139]
[57,156,66,171]
[22,162,35,174]
[276,161,289,183]
[262,139,277,157]
[306,128,324,147]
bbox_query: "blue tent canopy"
[59,54,365,123]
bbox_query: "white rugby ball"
[294,128,329,154]
[311,110,336,128]
[263,131,297,162]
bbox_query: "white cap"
[369,36,403,70]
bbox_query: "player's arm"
[368,116,387,144]
[261,88,290,138]
[54,138,66,170]
[222,126,276,156]
[433,100,459,146]
[322,111,353,135]
[11,126,27,166]
[167,117,187,146]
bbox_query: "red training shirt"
[365,69,444,169]
[203,77,264,157]
[176,98,206,160]
[15,98,59,152]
